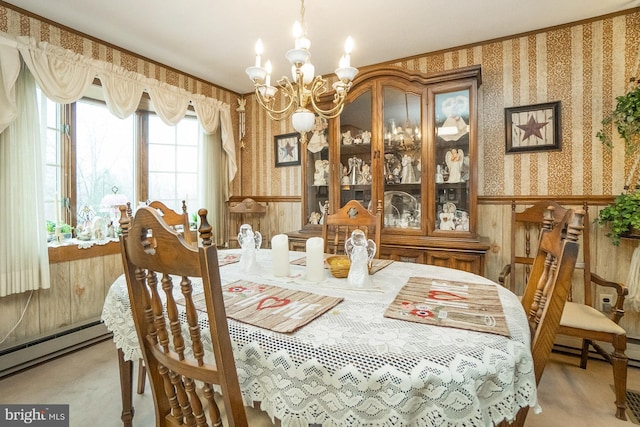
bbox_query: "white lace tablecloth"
[101,249,537,427]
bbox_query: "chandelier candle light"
[246,0,358,143]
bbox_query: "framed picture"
[505,101,561,153]
[274,133,301,167]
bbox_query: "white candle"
[254,39,263,68]
[343,36,354,67]
[265,60,272,87]
[305,237,325,282]
[271,234,290,277]
[55,192,60,225]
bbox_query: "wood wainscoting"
[0,243,124,376]
[227,196,302,249]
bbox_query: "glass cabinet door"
[338,89,373,210]
[433,88,471,234]
[304,116,330,226]
[382,86,422,230]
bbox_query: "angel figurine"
[347,156,362,185]
[344,229,376,288]
[359,163,372,184]
[445,148,464,183]
[313,159,329,185]
[237,223,262,274]
[438,212,456,230]
[307,116,329,153]
[401,154,417,183]
[342,130,353,145]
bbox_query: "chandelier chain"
[300,0,306,34]
[245,0,357,142]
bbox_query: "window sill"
[48,238,120,263]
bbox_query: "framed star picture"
[505,101,561,153]
[274,133,301,167]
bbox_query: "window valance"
[0,31,237,181]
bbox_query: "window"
[38,89,62,224]
[41,85,201,231]
[75,99,135,222]
[148,114,199,211]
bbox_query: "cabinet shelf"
[339,143,371,154]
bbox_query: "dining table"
[101,248,538,427]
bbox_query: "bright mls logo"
[0,405,69,426]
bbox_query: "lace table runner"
[184,280,343,333]
[385,276,511,336]
[290,256,393,274]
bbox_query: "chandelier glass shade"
[246,0,358,143]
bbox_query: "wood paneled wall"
[0,252,123,348]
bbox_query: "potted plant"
[596,190,640,246]
[596,78,640,155]
[59,223,74,240]
[596,77,640,245]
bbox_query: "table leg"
[117,348,135,427]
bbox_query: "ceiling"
[4,0,639,94]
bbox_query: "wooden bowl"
[326,255,351,278]
[326,255,372,278]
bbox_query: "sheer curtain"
[0,61,50,296]
[0,31,237,296]
[201,129,230,247]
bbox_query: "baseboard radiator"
[0,320,112,378]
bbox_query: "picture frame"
[505,101,561,153]
[274,133,301,167]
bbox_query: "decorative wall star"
[516,115,549,142]
[284,141,296,159]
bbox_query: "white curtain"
[0,60,50,297]
[193,95,237,182]
[0,30,237,296]
[0,37,20,133]
[98,70,145,119]
[201,129,230,247]
[0,31,238,181]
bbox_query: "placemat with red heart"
[188,280,343,333]
[218,253,239,267]
[384,276,510,336]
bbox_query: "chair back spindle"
[321,200,382,258]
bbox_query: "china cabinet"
[288,65,489,275]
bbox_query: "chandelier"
[245,0,358,143]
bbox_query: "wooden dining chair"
[321,199,383,258]
[118,204,248,427]
[499,200,629,420]
[227,198,268,248]
[503,206,584,426]
[136,200,196,394]
[148,200,195,246]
